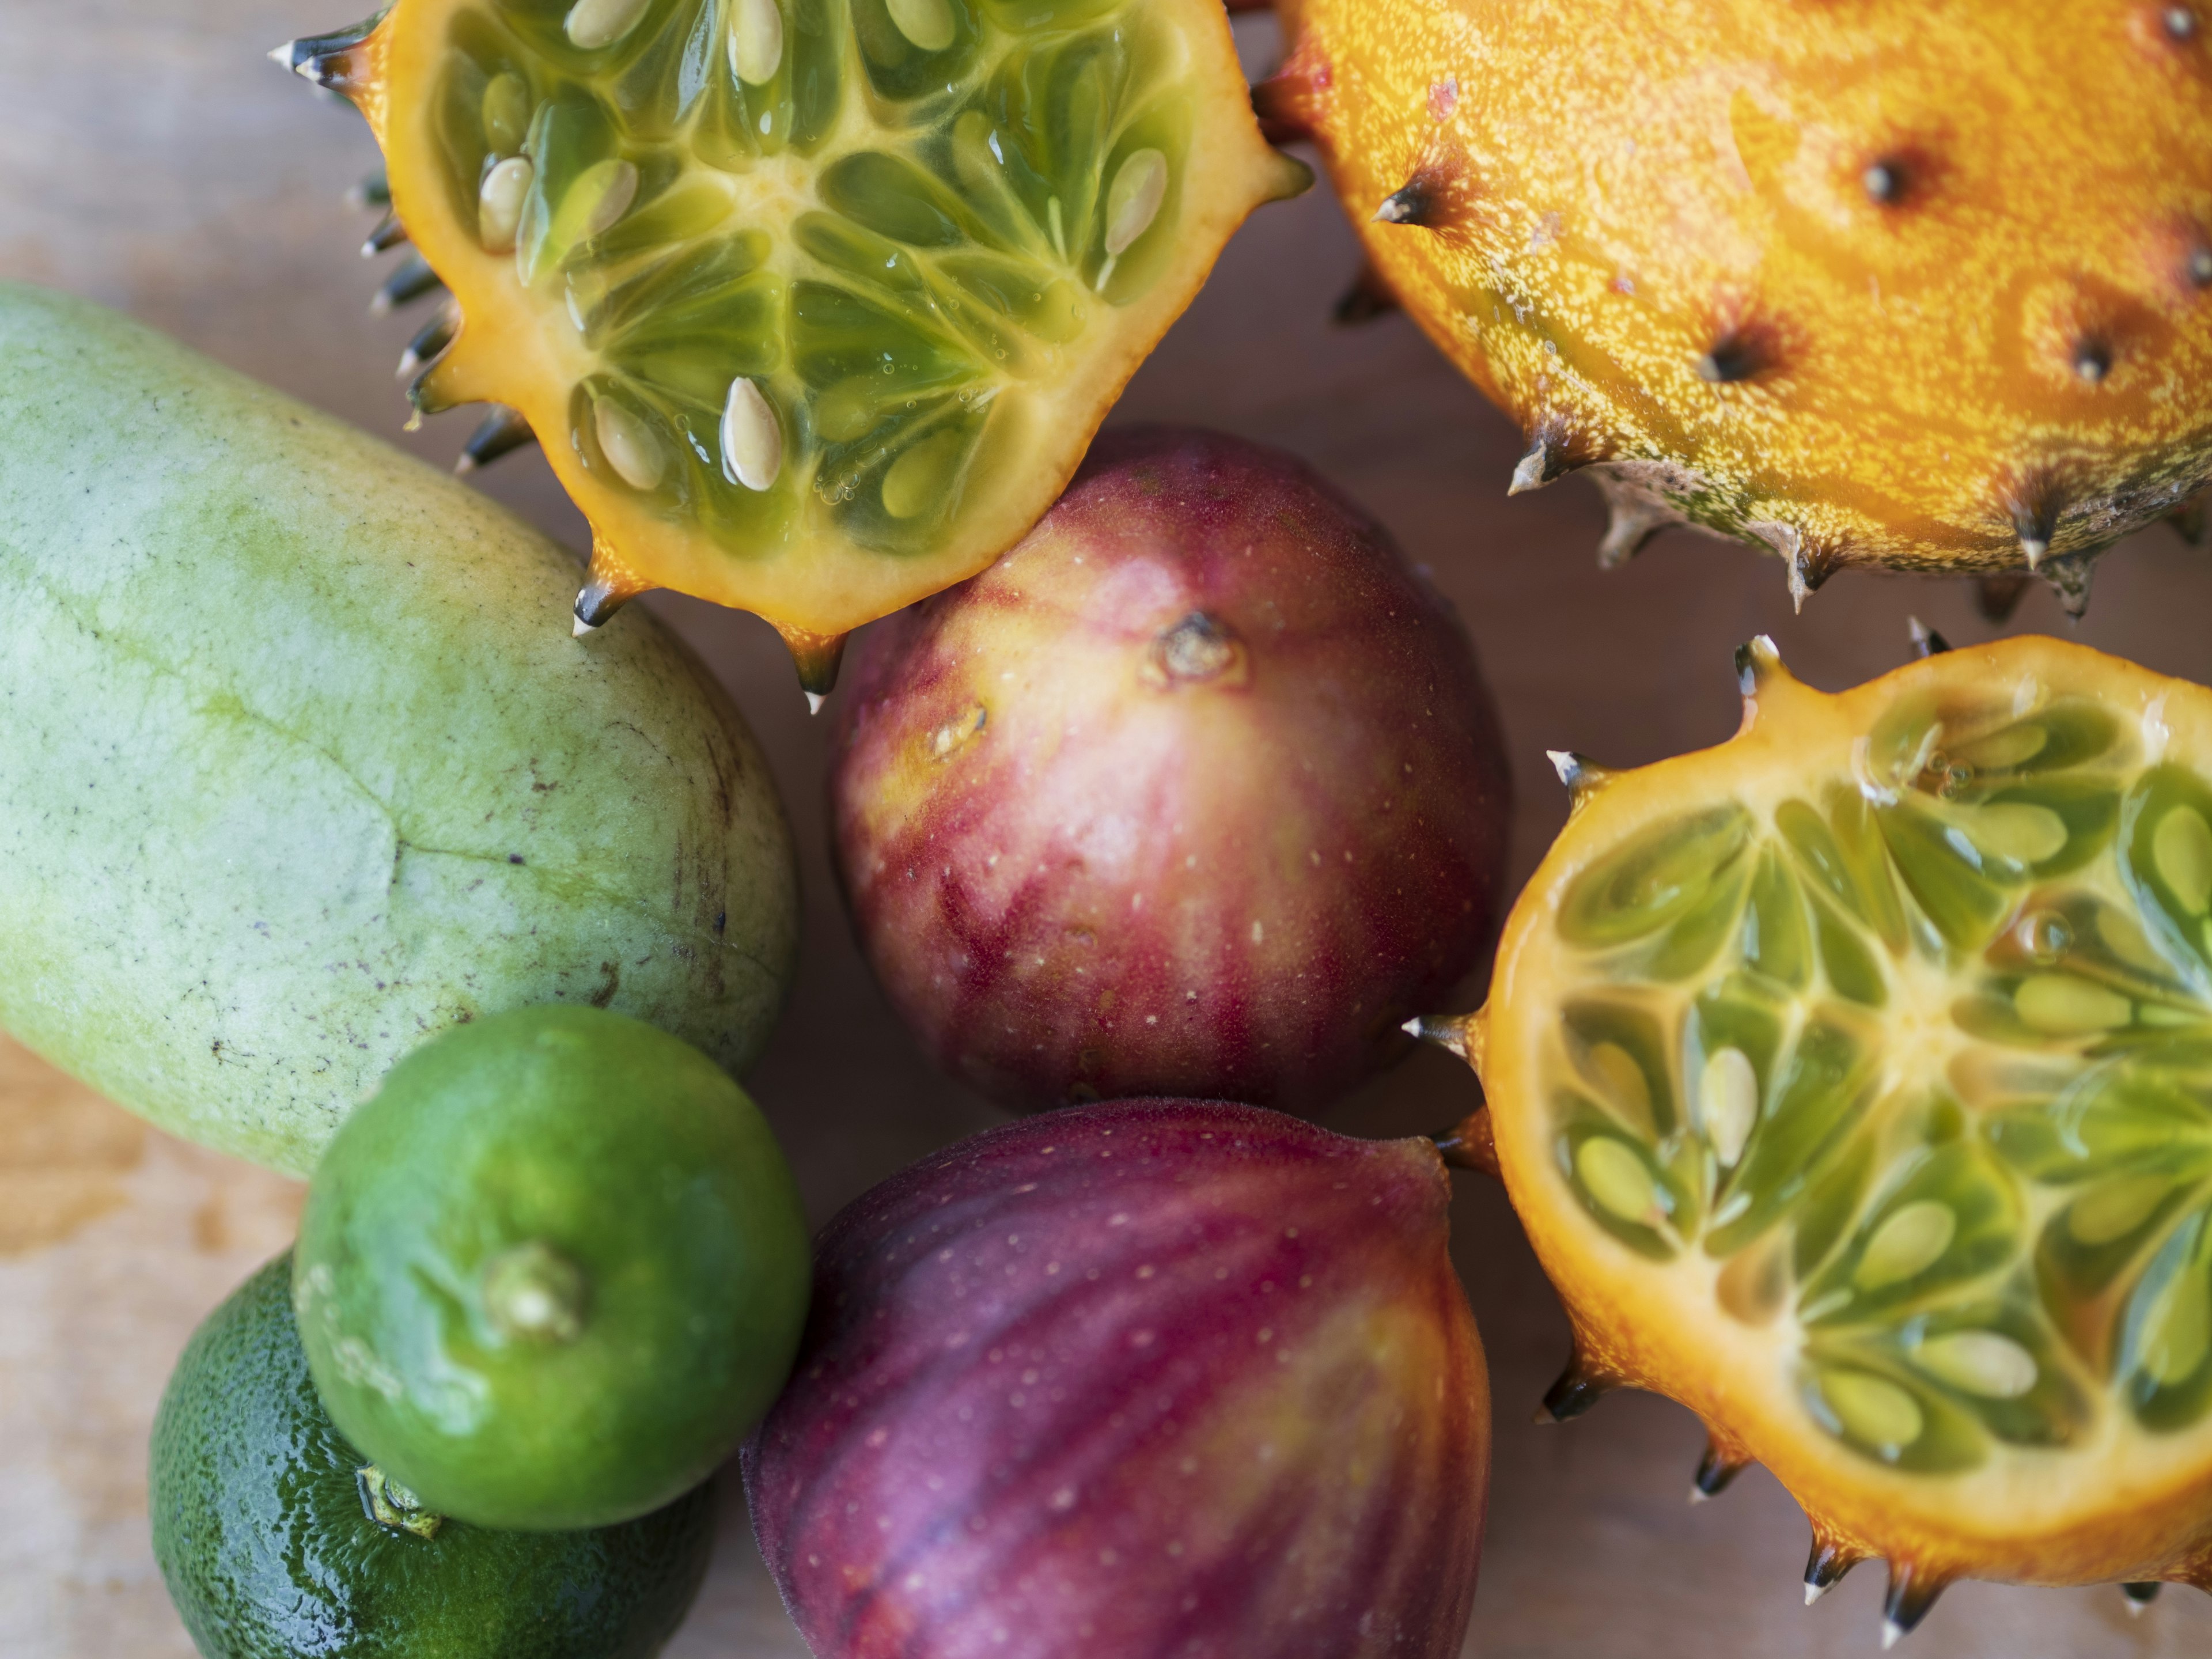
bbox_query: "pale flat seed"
[1700,1047,1758,1168]
[1952,722,2048,770]
[1969,801,2069,866]
[730,0,783,84]
[1915,1330,2037,1399]
[880,430,963,519]
[2154,806,2212,915]
[721,377,782,491]
[885,0,956,52]
[2143,1271,2211,1387]
[580,159,639,238]
[2015,974,2133,1035]
[2097,904,2172,974]
[1714,1233,1787,1325]
[1103,148,1169,257]
[593,399,665,491]
[1585,1041,1653,1135]
[478,156,533,254]
[480,74,531,154]
[1853,1199,1956,1290]
[565,0,653,50]
[2070,1174,2168,1245]
[1820,1368,1926,1450]
[1577,1137,1662,1226]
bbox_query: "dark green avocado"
[149,1253,713,1658]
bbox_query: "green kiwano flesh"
[0,283,797,1175]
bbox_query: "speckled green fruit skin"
[0,282,798,1177]
[151,1253,714,1659]
[293,1005,812,1532]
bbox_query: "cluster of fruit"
[3,0,2210,1655]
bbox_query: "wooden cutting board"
[8,2,2212,1655]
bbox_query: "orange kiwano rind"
[279,0,1305,687]
[1266,0,2212,619]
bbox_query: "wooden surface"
[6,2,2212,1653]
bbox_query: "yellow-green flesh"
[1552,685,2212,1474]
[431,0,1198,558]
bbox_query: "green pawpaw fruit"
[0,282,797,1175]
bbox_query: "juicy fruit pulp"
[830,426,1511,1113]
[294,1006,812,1531]
[743,1099,1488,1658]
[1262,0,2212,615]
[285,0,1306,670]
[1441,635,2212,1636]
[152,1253,714,1659]
[0,283,795,1177]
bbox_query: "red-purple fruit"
[830,426,1512,1113]
[742,1099,1488,1659]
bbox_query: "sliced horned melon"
[279,0,1305,686]
[1426,634,2212,1642]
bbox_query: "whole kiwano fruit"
[743,1098,1488,1659]
[151,1253,713,1659]
[293,1005,812,1532]
[830,426,1511,1113]
[1261,0,2212,617]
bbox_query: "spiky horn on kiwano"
[1264,0,2212,618]
[276,0,1307,691]
[1420,632,2212,1643]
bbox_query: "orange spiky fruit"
[1421,631,2212,1643]
[1260,0,2212,618]
[276,0,1306,692]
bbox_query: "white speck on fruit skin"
[1251,921,1264,944]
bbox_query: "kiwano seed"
[1914,1330,2038,1401]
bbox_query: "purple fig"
[743,1099,1488,1659]
[828,427,1511,1114]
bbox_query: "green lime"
[150,1253,712,1659]
[292,1005,812,1531]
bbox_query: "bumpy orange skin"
[1267,0,2212,605]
